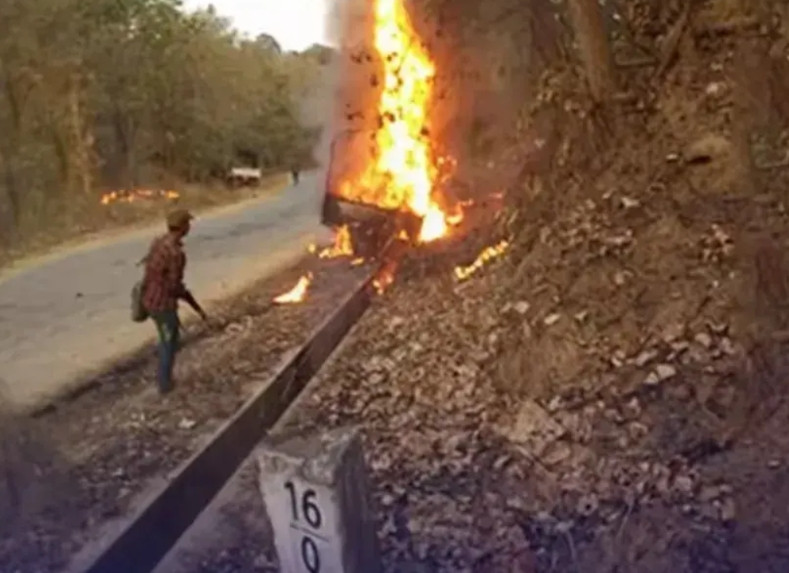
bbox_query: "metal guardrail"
[74,267,381,573]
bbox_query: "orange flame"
[373,261,398,294]
[338,0,448,243]
[447,206,465,226]
[454,240,510,281]
[273,273,313,304]
[319,225,354,259]
[100,189,179,205]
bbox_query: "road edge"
[0,176,292,286]
[25,239,315,418]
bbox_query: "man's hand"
[182,289,207,322]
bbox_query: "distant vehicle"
[321,129,421,258]
[227,167,262,189]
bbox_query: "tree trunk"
[113,107,137,188]
[530,0,563,66]
[51,126,71,189]
[566,0,615,103]
[67,73,92,196]
[0,67,23,243]
[0,146,21,246]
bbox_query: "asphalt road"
[0,172,330,412]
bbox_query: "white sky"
[181,0,333,52]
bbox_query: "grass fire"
[100,189,179,206]
[273,273,313,304]
[454,240,510,281]
[319,225,354,259]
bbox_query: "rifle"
[181,289,207,320]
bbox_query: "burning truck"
[320,129,425,257]
[318,0,458,258]
[274,0,513,304]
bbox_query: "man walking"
[141,208,206,394]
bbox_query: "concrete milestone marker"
[258,426,381,573]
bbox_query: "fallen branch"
[695,16,761,37]
[615,55,658,69]
[654,0,691,80]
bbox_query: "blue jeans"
[151,309,180,394]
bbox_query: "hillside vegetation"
[0,0,332,255]
[308,0,789,570]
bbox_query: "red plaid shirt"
[142,233,188,312]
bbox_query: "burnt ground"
[152,189,789,573]
[0,251,373,572]
[146,229,789,573]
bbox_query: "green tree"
[0,0,326,248]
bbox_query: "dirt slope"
[163,4,789,571]
[146,6,789,567]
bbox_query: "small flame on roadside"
[454,240,510,281]
[273,273,313,304]
[447,208,464,226]
[419,207,448,242]
[443,198,476,227]
[373,260,398,295]
[309,229,365,268]
[100,189,179,205]
[319,225,354,259]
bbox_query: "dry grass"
[0,172,290,271]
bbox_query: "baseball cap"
[166,208,194,229]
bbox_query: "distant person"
[291,166,300,185]
[141,208,207,394]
